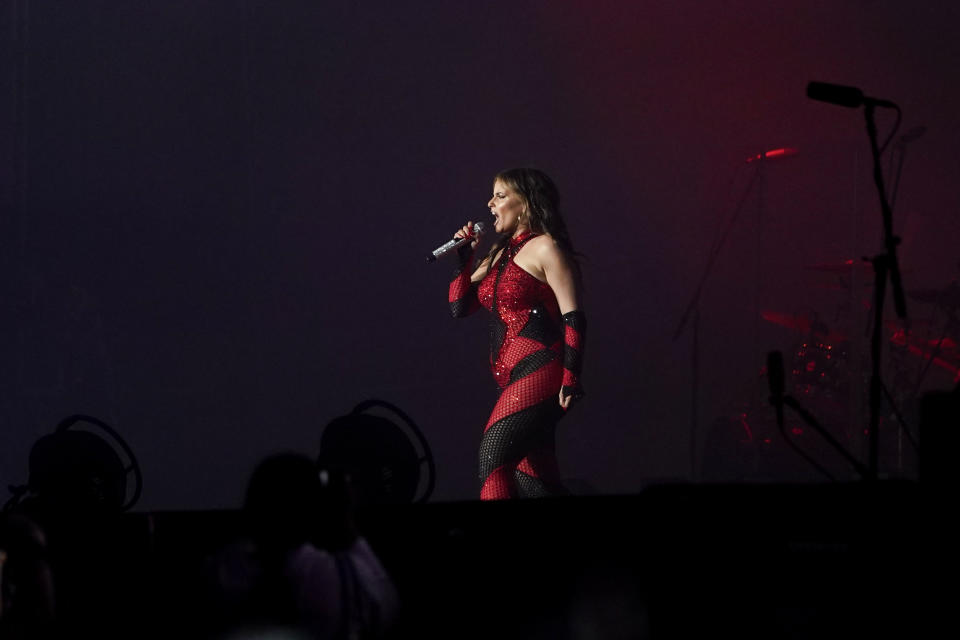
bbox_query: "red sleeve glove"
[448,244,481,318]
[561,310,586,401]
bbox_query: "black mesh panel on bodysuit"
[509,349,560,385]
[489,315,507,368]
[515,466,560,498]
[478,398,566,498]
[518,302,562,347]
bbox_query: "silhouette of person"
[0,512,57,639]
[206,452,398,639]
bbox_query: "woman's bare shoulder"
[528,233,558,250]
[528,234,565,259]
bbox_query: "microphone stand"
[780,395,872,481]
[884,128,925,474]
[806,84,908,478]
[768,349,869,481]
[863,101,908,481]
[674,167,761,481]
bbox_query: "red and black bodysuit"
[448,231,585,500]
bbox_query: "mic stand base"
[781,395,871,480]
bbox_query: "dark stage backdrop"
[2,1,957,510]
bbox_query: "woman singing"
[448,168,586,500]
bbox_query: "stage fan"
[5,414,142,514]
[317,399,435,506]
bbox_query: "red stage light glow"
[746,147,799,163]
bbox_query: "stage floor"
[68,480,925,639]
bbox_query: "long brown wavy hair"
[484,168,582,276]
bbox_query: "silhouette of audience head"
[244,453,323,552]
[207,453,384,638]
[243,452,357,553]
[0,512,56,635]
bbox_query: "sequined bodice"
[477,233,563,387]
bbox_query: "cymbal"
[804,259,913,276]
[908,283,960,311]
[761,310,847,343]
[811,281,873,291]
[890,338,960,378]
[886,321,958,352]
[761,310,811,332]
[928,336,957,351]
[803,259,871,273]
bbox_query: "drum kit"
[711,258,958,482]
[782,260,960,390]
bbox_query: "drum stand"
[674,165,762,480]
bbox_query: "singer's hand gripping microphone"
[427,221,486,262]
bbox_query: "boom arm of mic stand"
[781,395,871,480]
[865,102,908,321]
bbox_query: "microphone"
[766,350,786,428]
[426,221,486,263]
[806,81,896,109]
